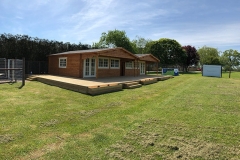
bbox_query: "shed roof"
[49,48,111,56]
[49,47,139,60]
[49,48,160,62]
[135,54,160,62]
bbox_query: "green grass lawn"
[0,72,240,159]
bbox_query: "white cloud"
[55,0,116,43]
[0,0,239,51]
[181,23,240,46]
[149,21,240,50]
[56,0,174,44]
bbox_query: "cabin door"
[84,58,96,77]
[140,62,145,75]
[120,61,125,76]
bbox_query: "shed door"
[84,58,96,77]
[120,61,125,76]
[140,62,145,75]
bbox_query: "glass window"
[59,57,67,68]
[125,61,133,69]
[98,58,109,68]
[110,59,120,68]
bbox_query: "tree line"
[93,30,200,71]
[1,31,239,73]
[0,33,90,61]
[93,29,240,72]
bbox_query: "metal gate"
[0,58,25,87]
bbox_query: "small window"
[110,59,120,68]
[125,61,133,69]
[59,57,67,68]
[98,58,109,68]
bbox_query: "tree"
[182,45,200,71]
[198,46,220,66]
[149,38,186,67]
[131,36,152,54]
[220,49,240,78]
[93,29,136,53]
[0,33,90,61]
[144,40,156,54]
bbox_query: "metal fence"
[0,58,25,85]
[0,58,7,79]
[25,61,48,74]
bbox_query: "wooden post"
[134,60,135,77]
[157,62,159,75]
[22,58,25,86]
[19,57,25,89]
[137,60,139,76]
[96,54,99,79]
[145,62,146,75]
[79,54,82,78]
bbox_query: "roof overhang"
[136,54,160,62]
[48,47,138,60]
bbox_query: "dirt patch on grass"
[18,142,64,160]
[213,105,240,116]
[79,109,101,118]
[40,119,59,127]
[105,102,123,108]
[16,132,69,160]
[0,134,14,143]
[74,132,93,140]
[105,118,240,160]
[29,124,37,129]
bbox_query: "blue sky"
[0,0,240,52]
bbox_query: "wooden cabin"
[48,47,159,78]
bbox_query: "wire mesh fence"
[0,58,24,84]
[25,61,48,74]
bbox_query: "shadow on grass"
[0,81,23,89]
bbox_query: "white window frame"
[84,58,96,77]
[140,61,145,75]
[125,61,133,69]
[98,57,109,68]
[59,57,67,68]
[110,58,120,69]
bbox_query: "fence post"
[19,57,25,89]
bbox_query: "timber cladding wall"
[79,55,83,78]
[98,69,120,78]
[48,56,59,75]
[125,69,139,76]
[49,54,81,77]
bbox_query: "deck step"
[123,81,139,88]
[127,84,142,89]
[157,76,174,81]
[26,76,38,81]
[140,78,157,85]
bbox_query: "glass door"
[84,58,96,77]
[140,62,145,75]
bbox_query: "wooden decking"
[27,75,173,95]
